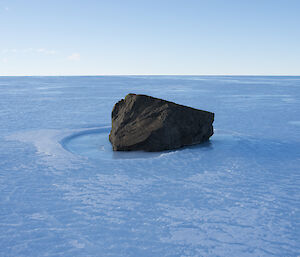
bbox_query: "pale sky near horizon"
[0,0,299,75]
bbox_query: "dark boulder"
[109,94,214,152]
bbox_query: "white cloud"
[36,48,57,55]
[46,50,57,55]
[68,53,80,61]
[2,58,8,63]
[23,48,33,53]
[1,48,57,55]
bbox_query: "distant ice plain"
[0,76,299,256]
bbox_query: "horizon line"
[0,74,300,77]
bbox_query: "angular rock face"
[109,94,214,152]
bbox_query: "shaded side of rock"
[109,94,214,152]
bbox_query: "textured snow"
[0,76,299,256]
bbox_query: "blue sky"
[0,0,299,75]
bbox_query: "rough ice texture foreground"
[109,94,214,151]
[1,76,300,257]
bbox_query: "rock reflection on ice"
[62,127,163,159]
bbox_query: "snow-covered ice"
[0,76,299,256]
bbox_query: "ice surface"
[0,76,299,256]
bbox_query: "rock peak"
[109,94,214,151]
